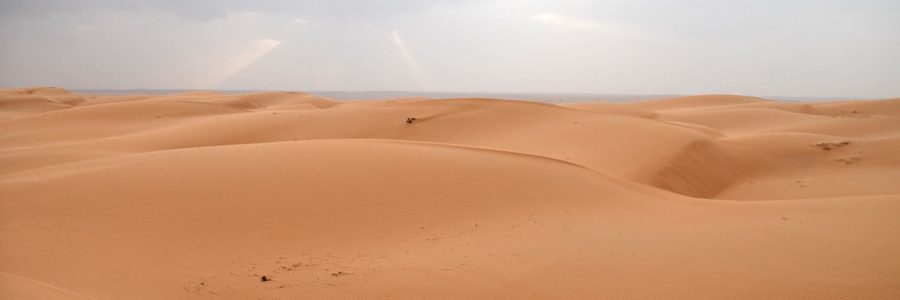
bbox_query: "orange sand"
[2,87,899,299]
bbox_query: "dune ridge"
[2,87,899,299]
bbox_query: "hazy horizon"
[2,0,899,98]
[66,88,864,103]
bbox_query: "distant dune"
[2,87,899,299]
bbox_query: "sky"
[1,0,898,98]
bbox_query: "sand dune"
[1,88,899,299]
[625,94,768,111]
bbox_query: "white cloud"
[255,38,283,48]
[530,12,647,39]
[530,13,600,29]
[294,17,310,24]
[530,13,562,24]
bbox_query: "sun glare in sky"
[205,38,283,89]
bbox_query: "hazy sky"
[1,0,899,98]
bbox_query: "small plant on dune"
[406,117,417,124]
[812,141,850,151]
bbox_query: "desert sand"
[1,87,899,299]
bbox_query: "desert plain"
[1,87,899,299]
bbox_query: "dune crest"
[2,89,899,299]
